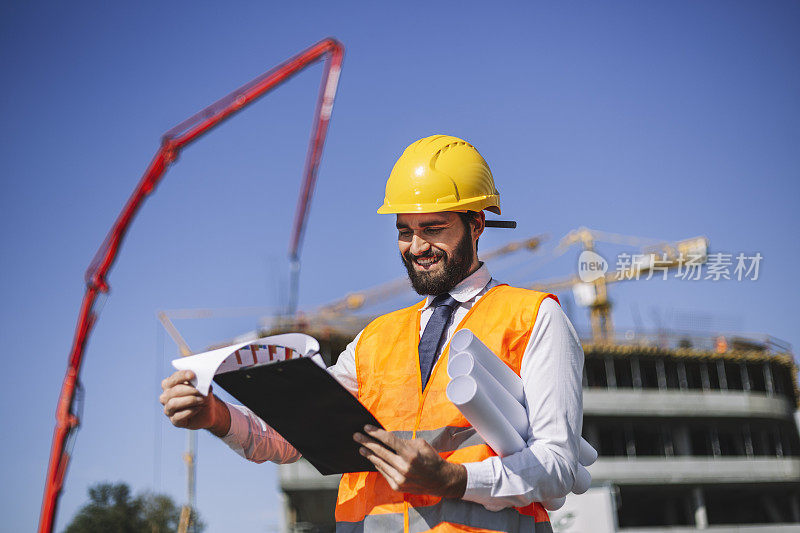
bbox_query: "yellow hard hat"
[377,135,501,215]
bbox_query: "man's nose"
[410,234,431,255]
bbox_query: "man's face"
[397,212,478,296]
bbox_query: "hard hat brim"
[377,197,501,215]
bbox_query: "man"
[160,135,584,532]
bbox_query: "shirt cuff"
[462,459,507,511]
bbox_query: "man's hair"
[457,211,481,254]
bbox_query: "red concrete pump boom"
[38,38,344,533]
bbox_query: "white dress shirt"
[221,264,584,510]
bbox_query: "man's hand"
[159,370,231,437]
[354,425,467,498]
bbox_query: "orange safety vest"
[336,284,559,533]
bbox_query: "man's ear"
[472,211,485,240]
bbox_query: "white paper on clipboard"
[171,333,321,396]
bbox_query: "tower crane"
[529,227,709,344]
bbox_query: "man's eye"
[398,230,412,238]
[425,227,444,235]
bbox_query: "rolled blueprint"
[572,464,592,495]
[450,330,598,467]
[446,375,526,457]
[447,372,589,512]
[542,497,566,511]
[448,329,597,507]
[579,437,598,466]
[448,352,528,441]
[449,330,525,404]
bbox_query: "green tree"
[63,482,204,533]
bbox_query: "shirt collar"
[422,263,492,310]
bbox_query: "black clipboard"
[213,356,385,475]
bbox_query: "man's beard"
[400,230,475,296]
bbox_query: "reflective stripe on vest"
[337,500,555,533]
[336,285,559,532]
[393,427,484,453]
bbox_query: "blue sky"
[1,1,798,531]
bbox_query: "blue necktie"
[418,294,459,389]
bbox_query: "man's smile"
[413,254,442,270]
